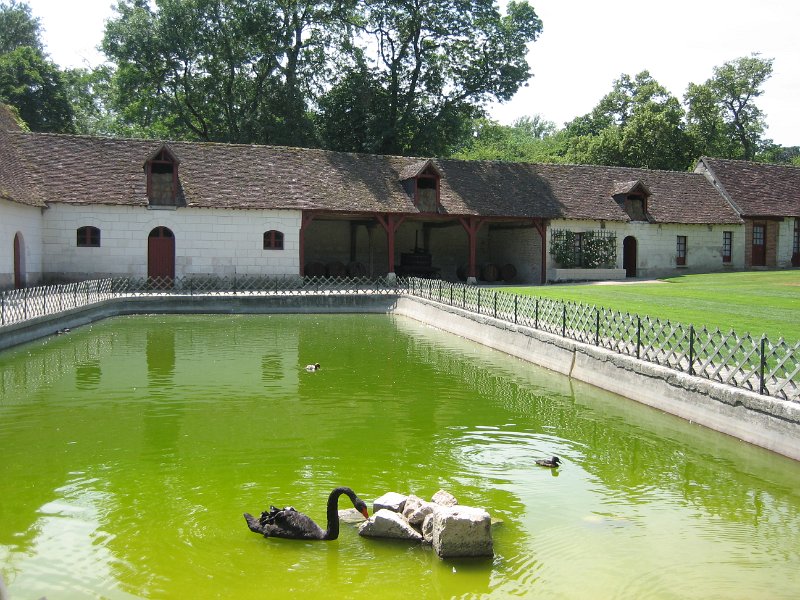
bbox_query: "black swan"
[244,487,369,540]
[536,456,561,468]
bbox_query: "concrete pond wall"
[2,293,799,461]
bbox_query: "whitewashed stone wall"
[41,204,301,280]
[776,218,796,267]
[547,220,746,281]
[0,199,43,287]
[488,226,542,284]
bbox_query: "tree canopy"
[2,1,794,168]
[0,0,73,132]
[459,55,787,169]
[99,0,541,154]
[0,0,41,54]
[685,54,773,161]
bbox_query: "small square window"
[77,226,100,247]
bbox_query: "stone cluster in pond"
[354,490,493,558]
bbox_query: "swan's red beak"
[360,508,370,519]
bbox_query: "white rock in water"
[338,508,368,524]
[373,491,407,513]
[431,489,458,507]
[359,509,423,541]
[431,506,493,558]
[421,513,435,544]
[402,494,436,527]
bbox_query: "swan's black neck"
[324,486,358,540]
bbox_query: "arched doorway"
[623,236,637,278]
[13,232,24,289]
[148,227,175,281]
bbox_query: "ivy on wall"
[550,229,617,269]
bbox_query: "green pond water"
[1,314,799,599]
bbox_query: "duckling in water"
[305,363,321,372]
[535,456,561,468]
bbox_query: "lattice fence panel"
[566,303,598,344]
[639,317,691,371]
[763,338,800,401]
[598,310,638,356]
[694,328,760,391]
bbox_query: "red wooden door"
[13,233,22,288]
[148,227,175,280]
[751,224,766,266]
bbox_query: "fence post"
[477,288,481,314]
[1,293,5,325]
[450,285,453,305]
[562,304,566,338]
[534,298,539,329]
[24,287,28,320]
[595,308,600,345]
[514,295,518,324]
[636,316,641,359]
[493,292,497,319]
[438,280,442,302]
[759,336,767,395]
[688,325,695,375]
[462,286,466,308]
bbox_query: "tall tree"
[0,2,74,132]
[685,54,773,161]
[453,115,566,162]
[102,0,355,144]
[318,0,542,156]
[562,71,692,170]
[0,46,74,132]
[0,0,41,54]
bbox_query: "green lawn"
[505,271,800,343]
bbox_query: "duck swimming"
[244,487,369,541]
[535,456,561,468]
[305,363,321,371]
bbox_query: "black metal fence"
[2,276,798,403]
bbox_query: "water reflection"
[146,326,175,388]
[75,359,101,390]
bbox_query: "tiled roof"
[698,157,800,218]
[0,131,45,208]
[0,130,741,223]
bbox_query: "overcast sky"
[23,0,800,146]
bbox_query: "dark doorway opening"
[623,236,637,278]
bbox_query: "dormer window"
[399,160,442,213]
[144,145,180,206]
[625,193,647,221]
[612,180,651,222]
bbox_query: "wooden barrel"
[481,263,499,283]
[500,263,517,282]
[326,261,346,277]
[456,265,468,281]
[347,261,367,276]
[304,262,326,277]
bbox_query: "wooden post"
[375,214,405,276]
[458,216,485,281]
[299,212,315,276]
